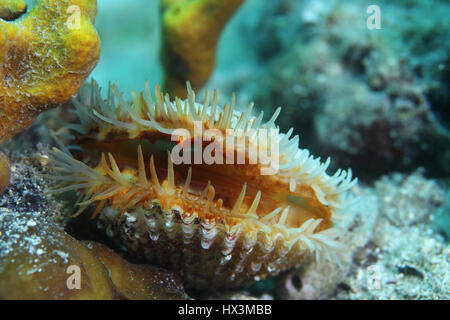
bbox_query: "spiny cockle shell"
[49,80,357,290]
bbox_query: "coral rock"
[88,241,189,300]
[0,0,100,144]
[161,0,245,98]
[0,0,27,21]
[0,208,188,299]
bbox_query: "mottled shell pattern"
[49,80,357,290]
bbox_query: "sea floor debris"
[0,0,100,144]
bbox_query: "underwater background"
[0,0,449,299]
